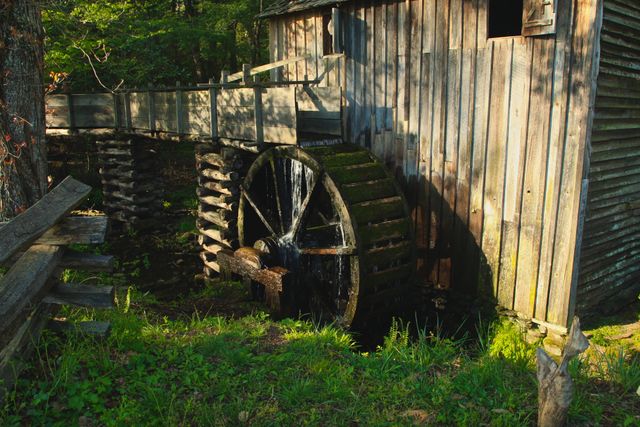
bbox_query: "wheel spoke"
[269,158,285,234]
[241,186,277,236]
[299,246,357,256]
[289,173,320,239]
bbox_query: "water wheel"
[226,143,415,329]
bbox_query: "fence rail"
[0,177,115,400]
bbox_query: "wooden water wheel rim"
[239,145,360,326]
[238,144,415,329]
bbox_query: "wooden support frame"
[208,78,218,139]
[148,83,156,132]
[176,81,184,135]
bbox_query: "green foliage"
[1,281,637,426]
[487,319,536,368]
[42,0,275,91]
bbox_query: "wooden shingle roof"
[257,0,349,18]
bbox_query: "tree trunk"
[0,0,48,221]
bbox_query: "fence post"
[176,81,184,135]
[148,83,156,133]
[254,86,263,144]
[123,89,132,131]
[112,92,120,130]
[208,78,218,141]
[63,83,75,132]
[220,71,229,85]
[242,64,251,85]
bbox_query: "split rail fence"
[0,177,115,399]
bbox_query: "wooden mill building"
[46,0,639,333]
[259,0,640,331]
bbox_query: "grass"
[1,280,639,426]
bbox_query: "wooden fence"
[0,177,115,399]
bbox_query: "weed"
[487,319,536,368]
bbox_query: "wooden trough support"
[0,177,115,400]
[97,137,163,230]
[195,143,255,278]
[217,248,290,314]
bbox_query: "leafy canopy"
[42,0,273,91]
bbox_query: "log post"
[537,316,589,427]
[148,83,156,133]
[208,78,218,140]
[123,90,132,131]
[176,81,184,135]
[113,92,121,130]
[242,64,251,85]
[220,70,229,85]
[254,86,263,144]
[64,83,75,133]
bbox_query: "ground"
[1,145,639,426]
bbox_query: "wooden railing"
[46,59,344,145]
[0,177,115,399]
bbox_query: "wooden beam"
[0,303,57,403]
[208,78,218,139]
[124,91,132,131]
[43,283,115,309]
[254,87,264,143]
[226,57,305,82]
[58,252,115,272]
[0,216,109,248]
[148,84,156,132]
[0,177,91,264]
[0,245,64,349]
[47,320,111,338]
[38,215,108,245]
[176,81,184,134]
[242,64,251,85]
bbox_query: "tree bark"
[0,0,48,221]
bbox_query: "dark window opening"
[323,14,333,55]
[488,0,524,38]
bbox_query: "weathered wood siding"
[46,94,115,128]
[269,0,602,327]
[578,0,640,318]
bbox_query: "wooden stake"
[537,316,589,427]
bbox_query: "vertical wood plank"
[124,91,132,131]
[269,20,278,81]
[408,0,424,178]
[345,5,356,142]
[419,0,436,257]
[364,4,373,148]
[512,37,556,315]
[113,93,121,129]
[482,39,513,298]
[535,0,575,321]
[208,78,218,139]
[148,84,156,132]
[499,38,533,311]
[547,0,602,326]
[176,81,184,134]
[386,1,399,131]
[453,0,478,291]
[254,87,264,144]
[374,3,385,134]
[429,0,450,285]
